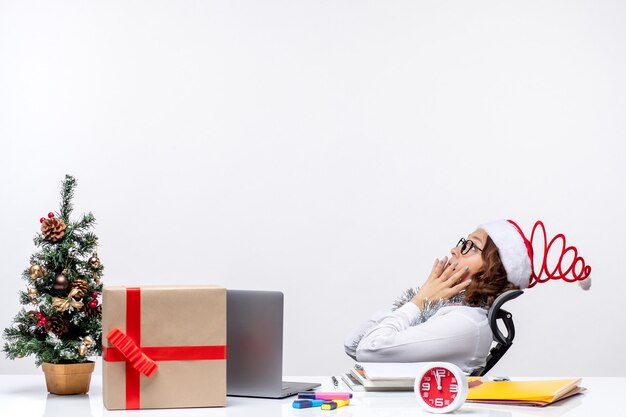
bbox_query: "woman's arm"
[343,308,392,360]
[355,304,489,370]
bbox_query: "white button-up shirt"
[344,302,493,374]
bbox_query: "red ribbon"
[106,328,158,377]
[103,287,227,409]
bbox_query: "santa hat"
[477,219,592,290]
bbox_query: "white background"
[1,0,624,377]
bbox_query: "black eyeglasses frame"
[457,238,483,255]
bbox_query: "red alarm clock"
[414,362,468,413]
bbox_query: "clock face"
[418,366,461,409]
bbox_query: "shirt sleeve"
[344,308,393,360]
[355,303,483,367]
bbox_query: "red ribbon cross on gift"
[102,287,227,409]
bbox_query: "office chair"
[471,289,524,377]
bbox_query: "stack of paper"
[359,362,428,380]
[340,362,428,391]
[466,378,585,407]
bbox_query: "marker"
[321,399,350,410]
[292,399,325,409]
[298,392,353,400]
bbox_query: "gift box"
[102,285,226,409]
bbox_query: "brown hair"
[463,236,519,307]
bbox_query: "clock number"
[450,384,458,393]
[434,398,444,407]
[421,382,431,391]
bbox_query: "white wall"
[1,0,624,376]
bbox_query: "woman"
[344,219,591,374]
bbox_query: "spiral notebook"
[340,362,428,391]
[357,362,428,380]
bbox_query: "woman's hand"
[410,257,472,309]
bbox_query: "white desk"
[0,375,620,417]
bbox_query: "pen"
[292,399,325,409]
[298,392,353,400]
[321,399,350,410]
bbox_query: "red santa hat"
[477,219,591,290]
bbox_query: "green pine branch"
[74,212,96,231]
[59,175,77,222]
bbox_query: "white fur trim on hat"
[477,219,532,289]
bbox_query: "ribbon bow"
[107,328,158,377]
[51,288,84,312]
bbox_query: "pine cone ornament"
[71,279,89,298]
[44,316,69,336]
[41,218,66,242]
[84,304,102,319]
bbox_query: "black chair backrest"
[471,289,524,377]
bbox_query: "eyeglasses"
[456,238,483,255]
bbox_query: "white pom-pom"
[578,277,592,291]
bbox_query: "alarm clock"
[414,362,468,414]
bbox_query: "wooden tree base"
[42,361,95,395]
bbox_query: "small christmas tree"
[3,175,103,365]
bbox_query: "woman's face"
[448,228,487,279]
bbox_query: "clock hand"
[435,372,442,390]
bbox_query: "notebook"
[345,366,415,391]
[466,378,585,407]
[340,373,367,392]
[339,362,436,391]
[358,362,428,380]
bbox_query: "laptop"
[226,289,321,398]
